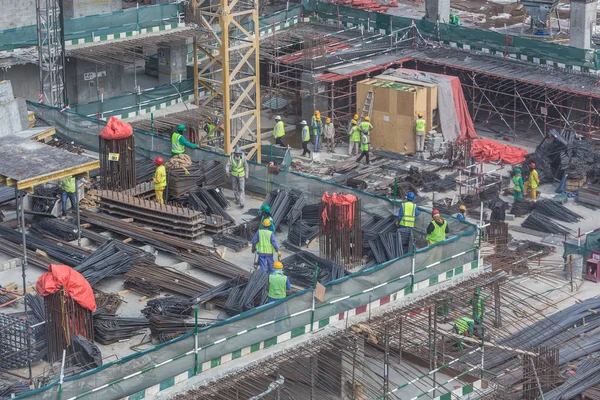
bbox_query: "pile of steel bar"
[191,276,247,308]
[521,211,570,235]
[432,199,462,216]
[0,381,30,398]
[224,268,267,314]
[94,290,122,314]
[545,359,600,400]
[99,135,136,191]
[362,215,397,256]
[148,314,195,342]
[287,221,319,247]
[167,160,226,197]
[195,187,234,223]
[123,277,161,297]
[94,190,206,239]
[368,228,413,264]
[286,192,307,226]
[93,311,149,345]
[421,173,458,192]
[125,263,212,298]
[212,234,249,251]
[578,185,600,207]
[31,218,109,245]
[143,297,193,318]
[232,220,260,241]
[320,194,362,267]
[203,214,231,233]
[281,251,347,288]
[300,203,321,226]
[122,181,155,199]
[510,198,535,217]
[176,251,250,279]
[405,168,441,188]
[136,158,157,184]
[534,199,582,222]
[262,189,294,229]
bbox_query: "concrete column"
[65,59,124,105]
[63,0,121,18]
[424,0,450,23]
[158,40,188,86]
[0,81,28,136]
[570,0,597,50]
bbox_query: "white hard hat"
[301,120,307,125]
[275,116,281,120]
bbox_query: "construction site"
[2,0,600,399]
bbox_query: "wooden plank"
[16,160,100,190]
[122,238,134,243]
[117,289,132,296]
[31,127,56,142]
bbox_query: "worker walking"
[457,205,467,221]
[171,124,198,156]
[60,176,78,219]
[267,261,291,303]
[356,129,370,165]
[471,288,485,326]
[528,163,540,201]
[152,157,166,205]
[415,112,426,158]
[226,146,249,209]
[311,111,323,152]
[397,192,419,229]
[323,117,335,153]
[273,116,285,147]
[301,120,311,157]
[348,119,360,156]
[359,116,373,137]
[252,219,281,273]
[260,204,276,232]
[513,168,524,201]
[426,209,449,246]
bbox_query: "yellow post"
[193,37,199,106]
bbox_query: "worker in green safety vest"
[266,261,291,303]
[301,120,311,158]
[452,316,474,350]
[226,146,249,208]
[171,124,198,156]
[356,130,371,165]
[426,209,448,246]
[471,287,485,325]
[348,119,360,156]
[273,116,285,147]
[311,110,323,153]
[359,116,373,137]
[513,168,524,201]
[449,13,460,26]
[260,205,276,232]
[415,112,426,158]
[60,176,77,219]
[397,192,419,230]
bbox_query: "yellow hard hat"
[315,110,320,115]
[418,112,423,118]
[459,205,466,211]
[326,117,331,123]
[365,116,370,121]
[262,219,271,227]
[273,261,283,269]
[351,119,357,125]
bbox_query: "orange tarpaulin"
[36,264,97,312]
[321,192,358,228]
[100,116,133,140]
[471,138,528,165]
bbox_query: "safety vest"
[400,201,416,228]
[530,169,539,189]
[171,132,185,155]
[360,133,370,152]
[256,229,274,254]
[454,317,474,335]
[473,295,484,318]
[207,123,216,138]
[230,155,245,177]
[415,118,426,133]
[61,177,76,193]
[359,121,371,134]
[427,220,447,245]
[302,126,310,142]
[274,121,285,138]
[153,166,166,189]
[513,175,522,192]
[268,273,287,299]
[311,116,322,132]
[350,126,360,142]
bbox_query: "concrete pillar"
[0,81,28,136]
[158,40,188,86]
[424,0,450,23]
[570,0,597,50]
[65,59,124,105]
[63,0,121,18]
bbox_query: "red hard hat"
[530,162,536,168]
[154,157,163,165]
[432,209,440,216]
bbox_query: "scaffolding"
[36,0,66,107]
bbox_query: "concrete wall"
[424,0,450,23]
[0,80,29,136]
[0,0,37,30]
[65,59,124,105]
[570,0,597,50]
[158,40,188,86]
[301,72,329,124]
[63,0,121,19]
[0,64,41,102]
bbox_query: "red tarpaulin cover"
[321,192,358,227]
[36,264,97,312]
[100,116,133,140]
[471,138,528,165]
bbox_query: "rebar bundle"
[99,135,136,191]
[262,189,294,230]
[0,381,30,398]
[511,198,535,217]
[281,251,347,288]
[167,160,227,198]
[94,290,122,314]
[232,220,260,241]
[319,194,362,267]
[368,228,413,264]
[212,234,249,251]
[285,191,307,226]
[421,173,458,192]
[362,215,398,256]
[191,276,247,308]
[287,221,319,247]
[195,187,234,223]
[93,311,149,345]
[521,211,570,235]
[545,359,600,400]
[123,277,161,297]
[126,262,212,298]
[136,158,157,184]
[0,313,41,370]
[534,199,582,222]
[224,268,268,314]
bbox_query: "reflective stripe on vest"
[61,177,76,193]
[171,133,185,154]
[230,155,245,177]
[415,118,425,132]
[426,220,447,245]
[268,273,287,299]
[454,317,473,334]
[274,121,285,138]
[302,126,310,142]
[256,229,274,254]
[153,166,166,189]
[513,175,522,192]
[473,296,484,318]
[360,134,369,151]
[400,201,416,228]
[207,124,216,137]
[350,126,360,142]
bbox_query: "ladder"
[359,90,374,122]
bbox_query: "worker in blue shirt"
[252,219,281,273]
[397,192,419,229]
[457,205,467,221]
[266,261,291,303]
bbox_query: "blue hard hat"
[407,192,415,201]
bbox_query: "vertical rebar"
[383,324,389,399]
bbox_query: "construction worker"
[311,110,323,152]
[152,157,166,205]
[356,128,370,165]
[171,124,198,156]
[60,176,77,219]
[359,116,373,136]
[260,204,276,232]
[457,205,467,221]
[397,192,419,229]
[415,112,426,158]
[528,163,540,201]
[513,168,524,201]
[252,219,281,273]
[273,116,285,147]
[471,288,485,325]
[426,209,449,246]
[267,261,291,303]
[449,13,461,26]
[348,114,359,134]
[204,118,217,141]
[348,119,360,156]
[454,316,474,336]
[301,120,311,157]
[226,146,249,208]
[323,117,335,153]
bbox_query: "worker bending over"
[356,129,370,165]
[311,110,323,153]
[415,112,426,158]
[513,168,524,201]
[226,146,249,209]
[397,192,419,230]
[301,120,311,158]
[323,117,335,153]
[153,157,166,204]
[260,205,276,232]
[426,209,448,246]
[273,116,285,147]
[267,261,291,303]
[528,163,540,201]
[471,288,485,326]
[171,124,198,156]
[252,219,281,273]
[457,205,467,221]
[348,119,360,156]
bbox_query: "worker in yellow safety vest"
[152,157,167,204]
[273,116,285,147]
[252,219,281,273]
[171,124,198,156]
[397,192,419,230]
[426,209,448,246]
[356,129,370,165]
[415,112,426,158]
[348,119,361,156]
[301,120,311,158]
[60,176,77,218]
[267,261,291,303]
[359,116,373,136]
[226,146,249,208]
[528,162,540,201]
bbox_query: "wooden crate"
[565,177,586,191]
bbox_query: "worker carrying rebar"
[426,209,448,246]
[512,168,524,201]
[415,112,426,158]
[260,205,276,232]
[301,120,311,158]
[311,110,323,153]
[323,117,335,153]
[348,119,361,156]
[470,287,485,325]
[60,176,82,219]
[267,261,291,303]
[457,205,467,221]
[226,146,249,209]
[397,192,419,229]
[527,163,540,201]
[356,128,370,165]
[252,219,282,273]
[152,157,166,205]
[273,116,285,147]
[359,116,373,136]
[171,124,198,156]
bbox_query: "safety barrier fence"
[21,101,482,400]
